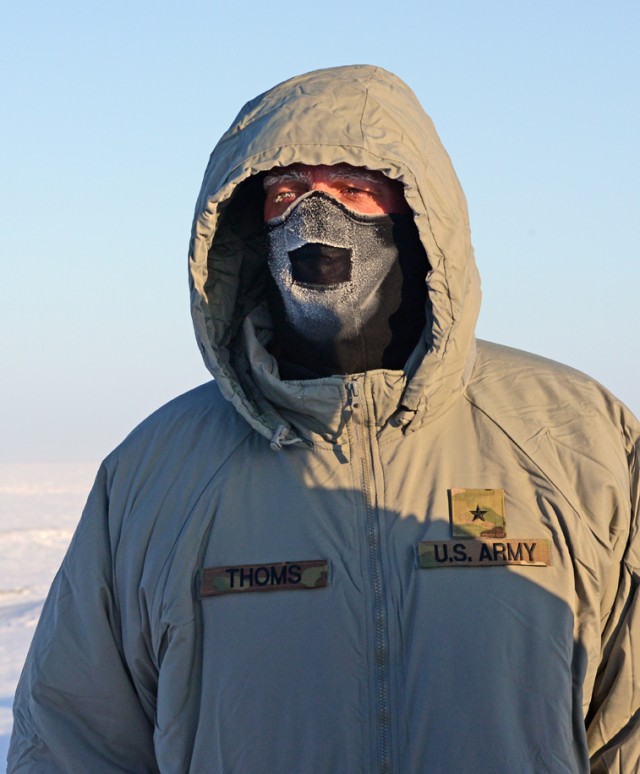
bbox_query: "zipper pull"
[348,381,361,411]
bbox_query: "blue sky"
[1,0,638,461]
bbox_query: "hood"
[188,65,481,446]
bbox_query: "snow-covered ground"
[0,462,98,771]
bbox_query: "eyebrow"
[324,169,384,186]
[263,168,386,190]
[263,170,309,190]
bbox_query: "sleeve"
[7,463,160,774]
[587,437,640,773]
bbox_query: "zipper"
[348,379,391,773]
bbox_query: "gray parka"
[9,65,640,773]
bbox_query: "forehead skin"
[263,163,410,220]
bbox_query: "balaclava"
[265,190,430,379]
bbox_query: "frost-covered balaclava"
[266,190,429,379]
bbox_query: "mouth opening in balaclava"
[265,190,430,379]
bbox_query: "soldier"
[9,65,640,773]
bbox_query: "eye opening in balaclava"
[265,189,431,379]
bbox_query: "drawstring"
[269,424,301,451]
[390,407,417,429]
[270,406,418,448]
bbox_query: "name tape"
[199,560,329,597]
[418,539,552,569]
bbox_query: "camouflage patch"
[450,488,506,538]
[199,560,329,597]
[418,539,552,568]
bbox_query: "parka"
[9,65,640,773]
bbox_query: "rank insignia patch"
[418,488,552,569]
[451,488,506,538]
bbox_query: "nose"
[309,181,335,195]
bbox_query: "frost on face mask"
[266,191,400,345]
[265,190,430,378]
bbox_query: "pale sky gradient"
[1,0,638,462]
